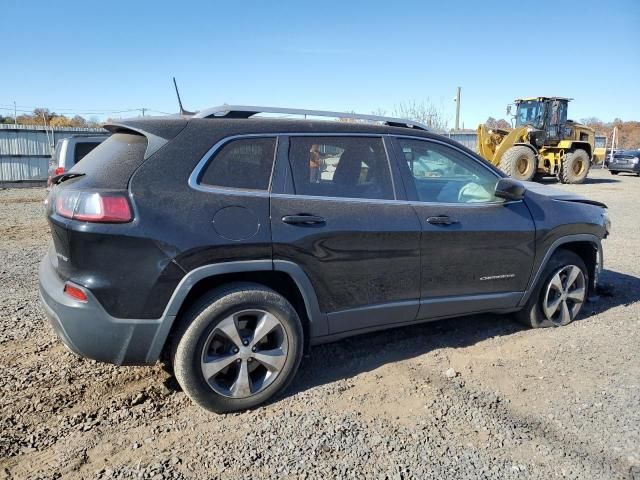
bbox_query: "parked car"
[39,106,610,413]
[608,149,640,176]
[48,135,108,186]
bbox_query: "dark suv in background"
[608,149,640,176]
[40,106,610,413]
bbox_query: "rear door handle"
[426,215,458,226]
[282,214,326,225]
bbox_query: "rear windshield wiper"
[51,172,85,185]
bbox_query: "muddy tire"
[172,283,304,413]
[515,249,588,329]
[500,146,537,181]
[559,149,590,184]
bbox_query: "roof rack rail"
[192,105,430,131]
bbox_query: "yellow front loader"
[477,97,595,184]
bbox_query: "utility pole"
[608,126,618,166]
[454,87,461,131]
[141,108,146,117]
[14,101,17,125]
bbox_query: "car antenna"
[173,77,195,116]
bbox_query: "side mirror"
[495,178,526,201]
[506,105,512,116]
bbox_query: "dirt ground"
[1,167,639,479]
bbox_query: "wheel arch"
[518,234,602,307]
[147,260,326,363]
[513,142,538,156]
[568,141,592,159]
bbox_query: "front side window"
[400,138,500,204]
[200,137,276,190]
[289,136,394,200]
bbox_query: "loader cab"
[514,97,569,146]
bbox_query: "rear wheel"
[172,283,303,413]
[515,249,588,328]
[559,149,590,184]
[500,146,537,181]
[610,170,619,175]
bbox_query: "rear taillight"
[54,167,65,176]
[54,190,133,223]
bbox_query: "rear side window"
[73,141,102,164]
[200,138,276,190]
[288,136,394,200]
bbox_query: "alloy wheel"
[200,309,289,398]
[542,265,586,326]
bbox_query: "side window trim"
[188,134,279,195]
[284,134,397,201]
[392,135,505,205]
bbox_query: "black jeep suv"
[40,106,610,413]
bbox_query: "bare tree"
[484,117,511,130]
[392,100,448,131]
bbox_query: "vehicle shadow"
[536,176,620,185]
[278,268,640,400]
[588,269,640,314]
[160,270,640,400]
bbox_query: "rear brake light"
[64,283,88,302]
[54,190,133,223]
[54,167,64,176]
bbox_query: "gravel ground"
[1,168,639,480]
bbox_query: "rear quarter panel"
[128,121,274,296]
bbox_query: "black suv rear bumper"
[39,252,163,365]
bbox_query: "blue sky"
[1,0,638,127]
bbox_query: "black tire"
[172,283,304,413]
[500,146,537,181]
[515,249,589,328]
[609,170,618,175]
[559,149,590,184]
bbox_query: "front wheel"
[515,249,588,328]
[172,283,304,413]
[500,146,537,182]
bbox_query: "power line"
[0,103,143,113]
[0,105,172,117]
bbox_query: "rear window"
[73,141,102,164]
[199,137,276,191]
[68,133,147,189]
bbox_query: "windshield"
[515,100,545,129]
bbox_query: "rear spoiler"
[103,118,188,160]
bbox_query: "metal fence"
[442,131,477,150]
[0,124,609,182]
[0,124,106,181]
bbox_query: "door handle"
[426,215,459,226]
[282,214,326,225]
